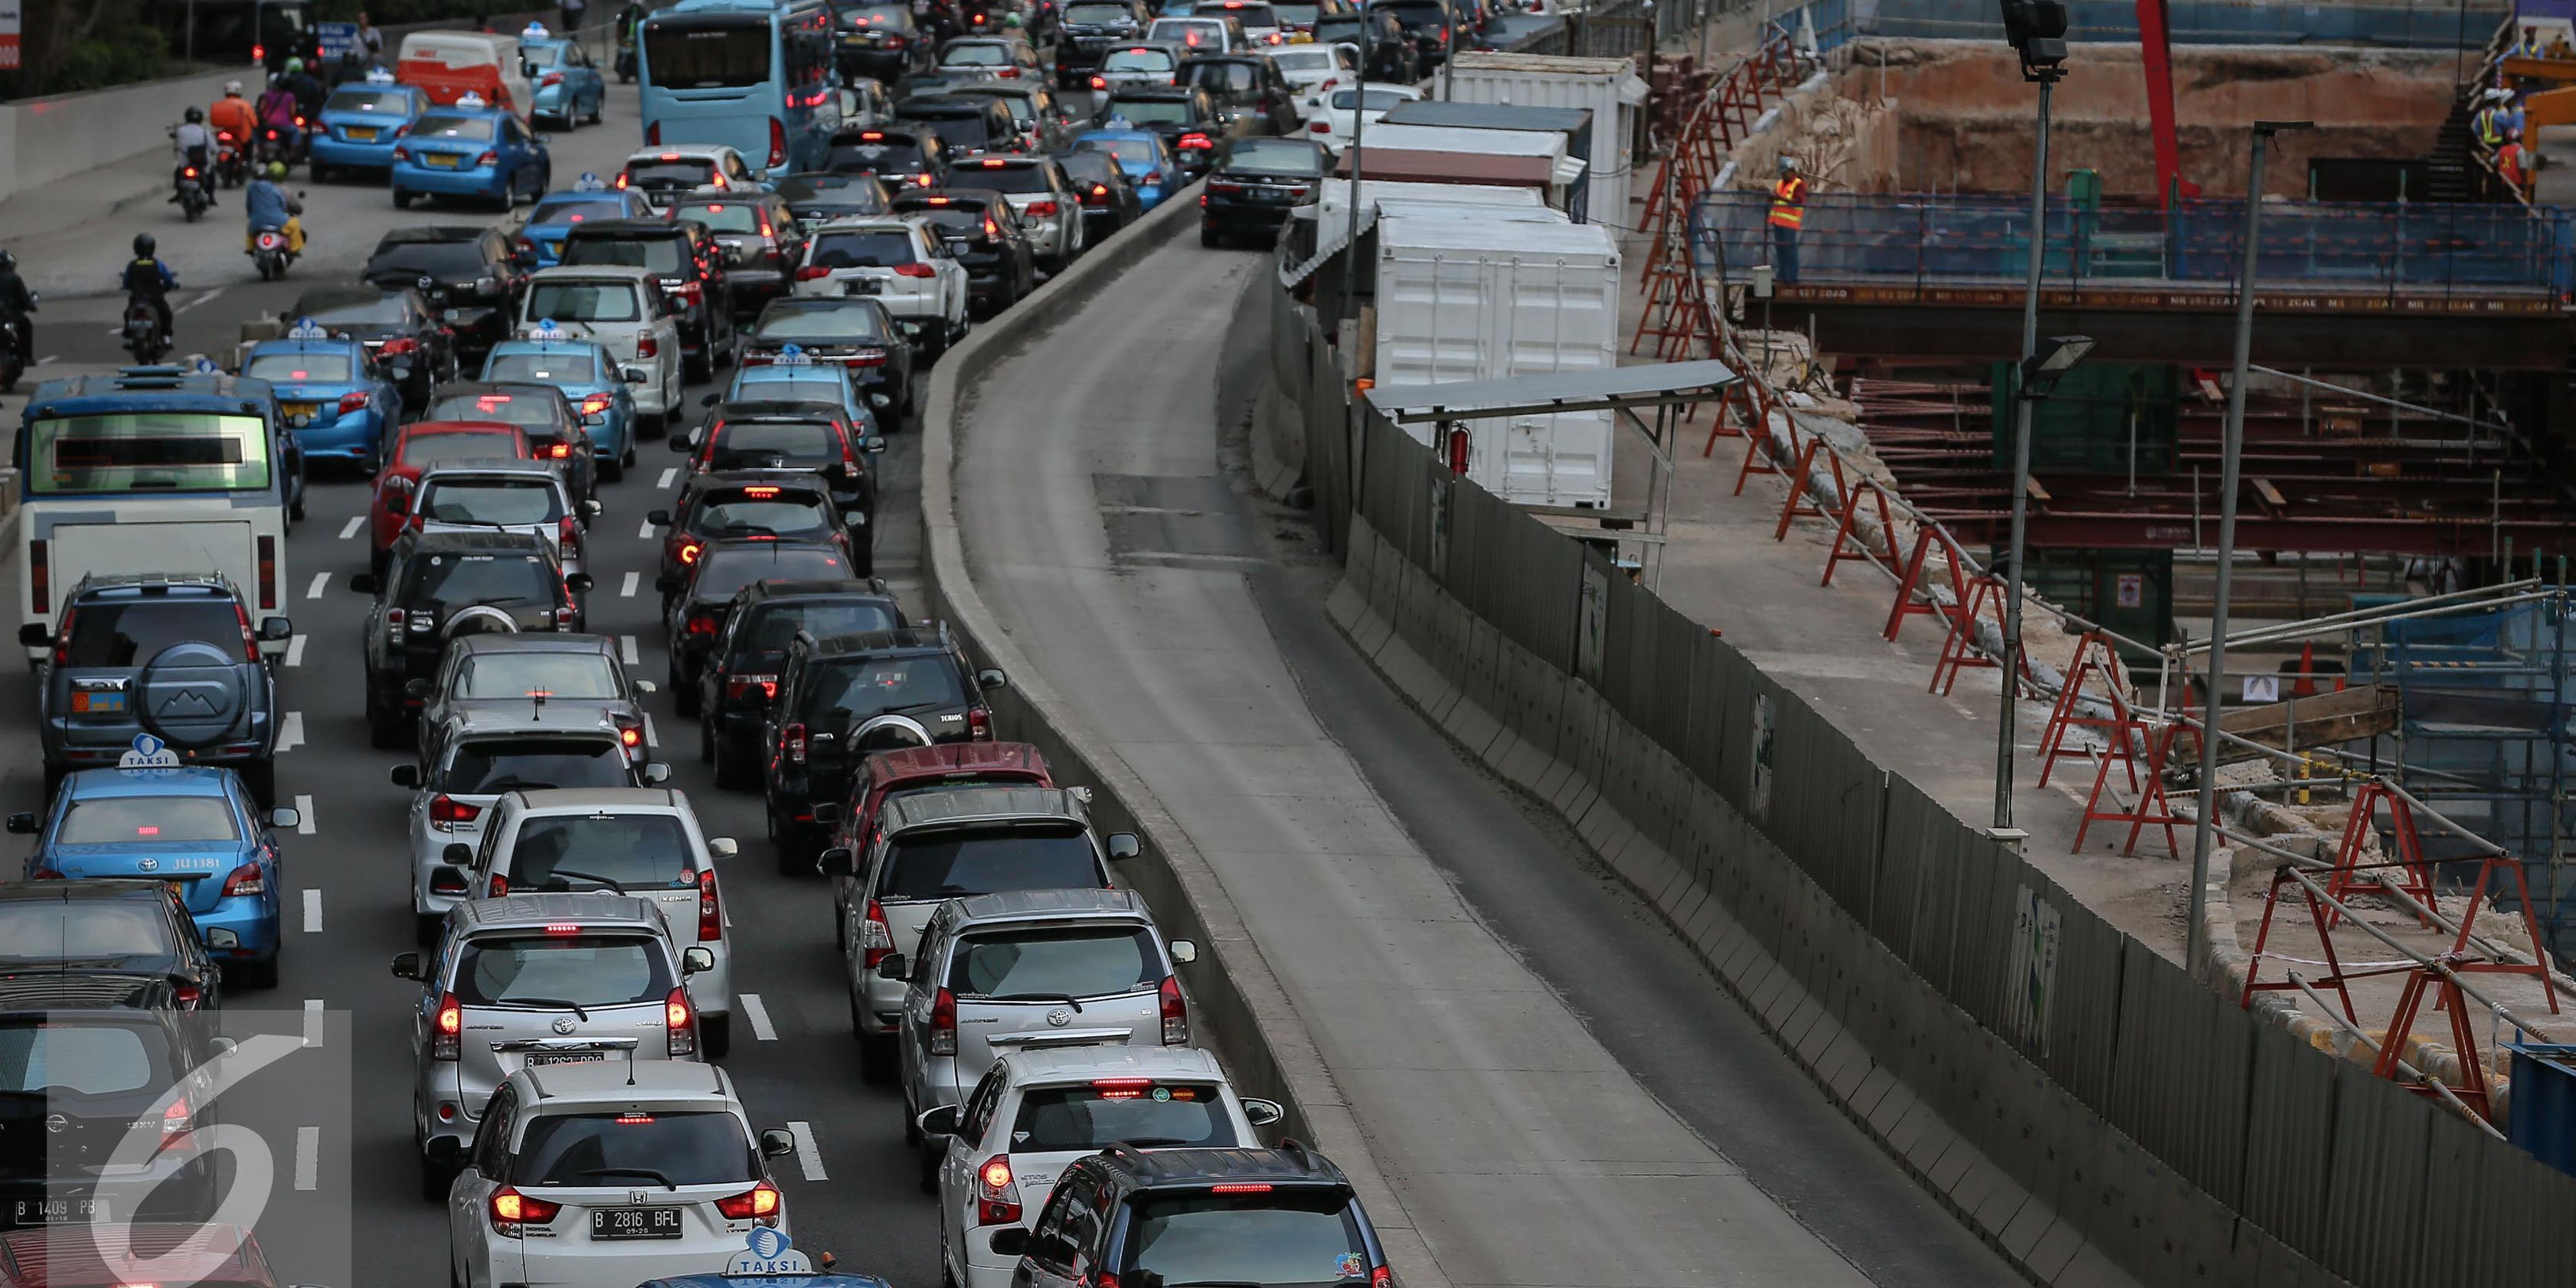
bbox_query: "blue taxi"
[1074,127,1180,211]
[309,72,429,182]
[521,31,608,130]
[721,355,881,437]
[481,329,645,477]
[515,178,655,267]
[240,326,406,468]
[15,766,296,989]
[391,94,554,212]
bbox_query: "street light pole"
[2185,119,2310,967]
[1994,70,2055,833]
[1339,18,1371,326]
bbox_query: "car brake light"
[221,862,266,898]
[1178,133,1213,151]
[28,538,47,615]
[155,1095,195,1154]
[697,868,721,941]
[928,986,957,1056]
[847,347,888,368]
[430,795,482,830]
[1210,1183,1273,1194]
[541,72,564,87]
[714,1182,781,1221]
[726,674,780,701]
[665,986,698,1056]
[1209,180,1242,195]
[487,872,508,897]
[796,265,832,280]
[975,1155,1022,1225]
[256,534,277,611]
[894,262,936,278]
[1160,974,1189,1044]
[545,441,571,459]
[338,391,371,415]
[1309,120,1330,132]
[489,1186,561,1234]
[861,897,892,968]
[185,166,199,179]
[380,336,420,358]
[580,393,613,416]
[1371,1267,1394,1288]
[967,706,992,740]
[174,981,202,1008]
[1144,170,1164,185]
[1091,75,1107,89]
[678,539,704,565]
[687,613,721,636]
[232,601,260,659]
[636,330,659,358]
[433,992,462,1060]
[769,116,788,168]
[476,150,498,166]
[783,722,808,766]
[1027,200,1059,216]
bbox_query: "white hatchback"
[1307,81,1422,153]
[517,266,686,430]
[791,217,973,357]
[446,1061,795,1288]
[1263,41,1358,119]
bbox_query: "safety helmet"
[134,234,157,257]
[224,80,244,95]
[185,106,206,123]
[1779,155,1798,172]
[285,57,304,73]
[1005,10,1022,25]
[267,162,288,180]
[0,251,16,272]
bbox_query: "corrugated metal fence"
[1305,319,2576,1281]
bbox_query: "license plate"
[525,1051,605,1067]
[845,278,884,296]
[1253,188,1290,202]
[12,1198,104,1224]
[590,1207,683,1240]
[284,400,322,420]
[347,126,378,142]
[425,154,460,168]
[70,691,126,714]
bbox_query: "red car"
[1,1224,280,1288]
[371,419,533,575]
[814,740,1053,946]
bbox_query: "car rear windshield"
[1065,2,1138,23]
[1103,47,1175,72]
[956,162,1052,194]
[710,420,843,467]
[940,42,1012,65]
[56,795,240,845]
[1107,98,1193,126]
[325,89,413,114]
[958,92,1038,126]
[1205,1,1278,20]
[1311,17,1365,41]
[1148,20,1221,41]
[880,825,1099,901]
[420,478,565,526]
[1224,138,1323,175]
[452,933,673,1006]
[1272,1,1324,25]
[455,652,621,701]
[442,738,629,794]
[677,202,768,234]
[1123,1190,1366,1283]
[740,599,899,652]
[561,236,687,276]
[64,600,250,667]
[694,548,850,600]
[525,280,643,322]
[514,1111,753,1187]
[839,3,909,25]
[807,655,965,718]
[0,1023,162,1096]
[368,242,490,282]
[752,302,889,341]
[427,391,560,430]
[1185,60,1260,96]
[1011,1083,1237,1151]
[949,925,1159,999]
[411,113,497,140]
[1081,136,1159,163]
[305,295,411,325]
[505,815,698,890]
[912,208,992,240]
[827,136,927,173]
[909,114,995,150]
[644,22,770,89]
[531,197,628,226]
[0,903,171,963]
[811,230,922,269]
[246,352,355,382]
[624,160,718,189]
[403,427,526,465]
[485,351,600,383]
[1328,87,1409,110]
[402,553,559,611]
[780,175,889,212]
[694,489,836,536]
[1268,46,1335,71]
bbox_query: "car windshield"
[1208,1,1278,19]
[959,92,1038,126]
[839,3,908,25]
[325,89,414,114]
[404,428,526,466]
[1107,98,1193,125]
[1328,87,1408,110]
[247,352,355,382]
[368,242,490,281]
[695,489,836,535]
[420,478,565,526]
[710,420,842,467]
[880,825,1100,901]
[1185,60,1259,96]
[55,796,240,845]
[740,600,898,652]
[0,904,170,963]
[531,198,628,226]
[1224,138,1323,174]
[64,600,251,666]
[1102,48,1175,72]
[809,655,964,718]
[427,391,560,430]
[525,281,643,322]
[485,351,601,383]
[910,208,991,240]
[753,303,889,341]
[514,1112,753,1187]
[694,548,850,600]
[441,738,629,793]
[676,202,767,234]
[400,553,559,610]
[1148,20,1221,41]
[957,162,1052,194]
[0,1024,159,1097]
[524,44,564,67]
[451,933,672,1006]
[940,42,1012,65]
[949,925,1158,999]
[1066,2,1138,21]
[411,112,497,141]
[1011,1083,1237,1151]
[1081,135,1159,163]
[827,136,927,173]
[505,815,697,890]
[909,114,995,149]
[455,652,621,701]
[780,177,888,214]
[1124,1193,1366,1283]
[1273,1,1324,24]
[562,237,687,276]
[810,229,922,269]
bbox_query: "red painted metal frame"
[2035,632,2136,789]
[2072,718,2189,856]
[1820,479,1903,587]
[1883,525,1975,642]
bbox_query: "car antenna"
[530,687,550,716]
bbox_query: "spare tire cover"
[139,641,252,750]
[443,605,523,639]
[851,713,933,754]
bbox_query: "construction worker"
[1767,155,1807,286]
[2473,90,2509,152]
[2517,25,2543,57]
[2499,126,2532,199]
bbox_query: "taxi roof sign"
[725,1228,815,1277]
[523,21,551,36]
[286,318,328,341]
[119,734,181,772]
[574,172,607,192]
[364,67,398,84]
[773,343,812,366]
[457,91,489,108]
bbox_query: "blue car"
[1074,128,1180,211]
[391,96,554,212]
[482,335,643,477]
[308,74,427,182]
[21,767,293,988]
[721,358,882,437]
[523,37,608,129]
[515,183,655,267]
[240,332,405,468]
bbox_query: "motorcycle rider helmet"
[0,250,15,272]
[224,80,244,96]
[285,57,304,74]
[134,234,156,257]
[266,162,287,180]
[185,106,206,124]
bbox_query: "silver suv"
[394,891,715,1199]
[410,457,601,585]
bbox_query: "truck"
[1441,51,1651,244]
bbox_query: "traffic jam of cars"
[0,0,1546,1283]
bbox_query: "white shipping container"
[1372,216,1620,509]
[1443,52,1650,244]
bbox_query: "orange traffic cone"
[2292,642,2319,698]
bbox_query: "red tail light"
[394,144,414,161]
[999,66,1019,78]
[184,167,200,179]
[687,613,721,636]
[1208,180,1243,195]
[861,897,892,968]
[714,1182,781,1221]
[975,1155,1022,1225]
[433,992,462,1060]
[783,722,808,766]
[636,331,659,358]
[725,674,780,701]
[1178,133,1214,152]
[28,538,49,615]
[1371,1267,1393,1288]
[1091,75,1107,89]
[697,868,721,941]
[894,262,937,278]
[221,862,266,898]
[380,336,420,358]
[846,347,889,368]
[615,715,643,751]
[769,116,788,168]
[677,539,704,565]
[1086,185,1109,205]
[541,72,564,87]
[255,534,277,610]
[487,872,508,897]
[644,121,661,146]
[175,981,203,1009]
[476,150,498,166]
[155,1095,195,1155]
[337,391,371,415]
[489,1186,561,1234]
[429,795,482,830]
[1160,974,1189,1044]
[580,393,613,416]
[1027,200,1059,216]
[547,441,572,459]
[665,986,698,1055]
[232,601,260,660]
[967,706,992,740]
[559,515,580,550]
[928,986,957,1055]
[1309,120,1330,133]
[796,265,832,280]
[253,42,265,61]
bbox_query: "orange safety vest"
[2501,142,2530,188]
[1768,175,1807,230]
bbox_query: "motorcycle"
[175,162,211,222]
[0,295,36,393]
[250,227,296,281]
[121,296,168,364]
[216,131,249,188]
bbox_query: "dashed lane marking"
[302,999,323,1048]
[305,571,329,600]
[621,635,639,665]
[622,571,639,597]
[294,1125,319,1191]
[302,887,321,933]
[636,518,655,540]
[278,711,303,752]
[338,516,363,540]
[741,993,777,1041]
[657,467,676,489]
[788,1121,827,1181]
[285,635,308,668]
[294,793,315,836]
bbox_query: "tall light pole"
[1992,0,2071,835]
[2185,119,2312,965]
[1338,16,1372,326]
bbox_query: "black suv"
[665,192,809,321]
[1178,54,1300,136]
[896,94,1024,157]
[649,469,866,593]
[828,126,955,189]
[1056,0,1152,87]
[836,0,932,82]
[890,188,1038,314]
[28,574,292,806]
[1103,84,1229,178]
[695,580,904,789]
[676,400,888,541]
[989,1144,1399,1288]
[658,538,859,705]
[285,283,459,407]
[353,530,593,747]
[1313,8,1417,82]
[1201,136,1327,247]
[0,970,228,1228]
[364,226,528,360]
[558,217,740,379]
[760,626,1004,859]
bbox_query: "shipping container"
[1442,51,1650,242]
[1378,100,1595,221]
[1989,361,2179,476]
[1372,215,1622,508]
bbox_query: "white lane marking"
[302,999,324,1048]
[636,518,655,540]
[302,887,322,933]
[741,992,777,1041]
[788,1121,828,1182]
[621,570,639,598]
[645,714,661,750]
[293,793,315,836]
[620,634,639,665]
[38,355,57,364]
[285,634,308,668]
[305,571,329,600]
[175,286,230,315]
[657,466,677,489]
[277,711,304,753]
[293,1125,319,1191]
[338,515,363,540]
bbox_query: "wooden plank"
[2214,683,2400,762]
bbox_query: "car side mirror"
[860,435,887,453]
[15,623,45,649]
[760,1128,797,1159]
[566,573,595,593]
[623,364,651,384]
[682,945,714,974]
[635,680,659,695]
[655,573,684,594]
[641,762,672,785]
[709,838,739,858]
[916,1104,959,1137]
[646,508,672,526]
[443,842,472,865]
[209,1035,240,1057]
[1243,1097,1284,1127]
[811,803,842,825]
[403,678,431,700]
[349,572,381,593]
[976,667,1007,690]
[390,952,423,981]
[1169,938,1197,964]
[583,499,603,518]
[389,764,420,789]
[819,845,857,878]
[669,433,695,453]
[699,392,721,407]
[532,132,552,145]
[260,616,293,642]
[5,812,37,835]
[1106,832,1140,861]
[989,1228,1029,1259]
[876,952,908,981]
[270,806,302,830]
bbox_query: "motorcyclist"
[122,234,177,343]
[255,74,302,159]
[0,250,36,370]
[283,57,328,125]
[172,107,217,208]
[209,81,259,157]
[328,47,373,87]
[246,162,307,257]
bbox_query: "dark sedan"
[1201,135,1327,246]
[1102,84,1231,178]
[361,226,526,361]
[283,284,459,407]
[1056,147,1143,241]
[658,538,856,696]
[420,381,600,511]
[738,298,920,427]
[675,398,888,539]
